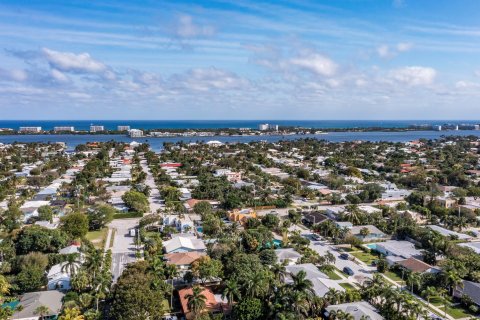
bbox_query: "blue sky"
[0,0,480,119]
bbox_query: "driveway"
[108,218,140,282]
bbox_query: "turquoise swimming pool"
[365,243,377,250]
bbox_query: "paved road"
[306,237,376,284]
[140,160,163,213]
[109,218,140,282]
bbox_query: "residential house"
[302,212,329,226]
[275,248,302,265]
[454,281,480,307]
[12,291,65,320]
[373,240,423,259]
[178,286,230,320]
[285,263,345,297]
[228,208,257,225]
[163,235,206,254]
[349,225,387,241]
[325,301,384,320]
[395,257,440,274]
[47,261,79,291]
[426,225,473,241]
[164,252,206,275]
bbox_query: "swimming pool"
[365,243,377,250]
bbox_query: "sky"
[0,0,480,120]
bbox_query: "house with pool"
[366,240,423,260]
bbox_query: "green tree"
[38,205,54,222]
[122,190,150,213]
[61,212,89,238]
[191,256,223,283]
[87,205,115,230]
[232,297,263,320]
[109,262,166,320]
[35,305,51,320]
[185,286,207,320]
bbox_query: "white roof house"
[374,240,423,259]
[285,263,345,297]
[275,248,302,265]
[426,225,473,240]
[163,236,206,254]
[325,301,384,320]
[12,291,65,320]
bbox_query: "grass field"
[340,282,357,290]
[350,250,378,265]
[322,268,343,280]
[86,228,108,249]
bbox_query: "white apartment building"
[117,125,130,131]
[54,126,74,132]
[128,129,143,137]
[19,126,42,133]
[90,125,105,132]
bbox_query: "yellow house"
[228,208,257,225]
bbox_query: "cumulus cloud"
[170,67,248,91]
[377,42,413,58]
[289,53,337,77]
[174,15,215,39]
[0,68,29,82]
[397,42,413,52]
[389,66,436,86]
[41,48,107,74]
[50,69,70,83]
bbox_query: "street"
[108,218,140,282]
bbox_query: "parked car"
[339,253,350,260]
[343,267,354,276]
[311,234,321,241]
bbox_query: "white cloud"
[42,48,107,74]
[50,69,69,83]
[171,67,248,91]
[289,53,337,77]
[377,45,390,58]
[174,15,215,39]
[9,69,28,82]
[389,66,436,86]
[455,80,480,89]
[397,42,413,52]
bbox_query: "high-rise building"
[54,126,75,132]
[258,123,278,131]
[19,127,42,133]
[117,125,130,131]
[90,125,105,132]
[128,129,143,137]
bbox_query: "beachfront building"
[54,126,75,132]
[117,125,130,131]
[19,126,42,133]
[90,125,105,132]
[128,129,143,137]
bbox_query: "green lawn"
[340,282,357,290]
[322,268,343,280]
[437,305,475,319]
[350,251,378,265]
[86,228,108,249]
[384,270,405,284]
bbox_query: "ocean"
[1,131,480,152]
[1,120,479,131]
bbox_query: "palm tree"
[325,288,344,305]
[34,305,50,320]
[271,263,288,282]
[406,272,422,293]
[329,309,355,320]
[164,264,178,309]
[84,249,102,285]
[0,275,10,303]
[185,286,207,320]
[421,286,437,305]
[289,270,315,299]
[444,270,463,297]
[222,279,241,306]
[59,307,85,320]
[61,253,82,276]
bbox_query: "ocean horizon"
[1,120,480,131]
